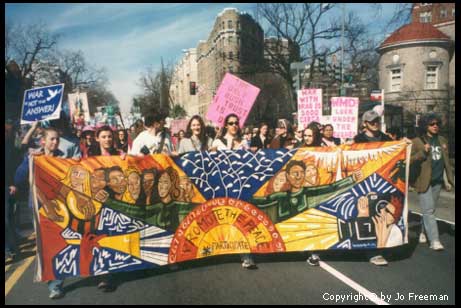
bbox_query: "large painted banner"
[31,141,410,281]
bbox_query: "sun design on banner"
[169,197,285,264]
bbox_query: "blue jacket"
[14,149,65,188]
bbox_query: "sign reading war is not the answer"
[21,84,64,124]
[206,73,260,128]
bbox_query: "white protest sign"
[329,97,359,139]
[297,88,322,130]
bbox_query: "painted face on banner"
[91,169,106,194]
[158,173,172,199]
[304,164,319,187]
[287,165,305,190]
[108,170,127,196]
[143,172,155,195]
[70,165,89,191]
[128,172,141,200]
[273,171,287,192]
[179,177,193,195]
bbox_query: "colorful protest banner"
[20,84,64,124]
[68,92,91,124]
[329,97,359,139]
[206,73,260,128]
[297,88,323,130]
[32,141,410,281]
[170,119,189,135]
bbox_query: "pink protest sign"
[170,119,189,135]
[330,97,359,139]
[206,73,260,128]
[297,88,322,130]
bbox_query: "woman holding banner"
[211,113,248,151]
[178,115,213,154]
[211,114,255,269]
[321,124,341,146]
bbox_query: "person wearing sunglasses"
[211,114,249,151]
[211,114,256,269]
[353,110,393,144]
[352,110,392,266]
[410,113,454,251]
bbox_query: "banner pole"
[381,89,386,133]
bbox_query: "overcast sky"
[5,3,399,114]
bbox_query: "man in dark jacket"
[353,110,392,266]
[354,110,392,143]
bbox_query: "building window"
[440,8,447,18]
[229,66,233,73]
[236,21,240,31]
[229,51,233,60]
[452,8,455,17]
[390,68,401,92]
[425,65,438,89]
[222,21,225,29]
[228,20,233,29]
[420,11,432,23]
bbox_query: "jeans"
[418,184,442,243]
[5,187,18,255]
[48,279,64,292]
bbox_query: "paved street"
[5,191,455,305]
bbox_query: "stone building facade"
[195,8,264,117]
[170,8,267,119]
[169,8,310,126]
[377,3,455,143]
[169,48,198,117]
